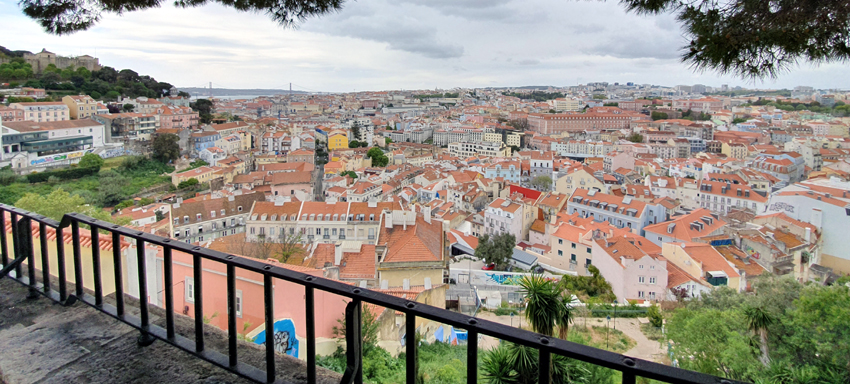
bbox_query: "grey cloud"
[304,2,463,58]
[397,0,543,23]
[518,59,540,66]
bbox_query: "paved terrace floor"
[0,278,341,384]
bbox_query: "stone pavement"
[0,278,340,384]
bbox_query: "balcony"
[0,204,742,384]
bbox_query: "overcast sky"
[3,0,849,93]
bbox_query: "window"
[585,258,591,265]
[197,226,203,233]
[185,277,195,303]
[649,277,656,284]
[558,239,563,245]
[586,247,591,253]
[570,254,577,262]
[650,265,655,270]
[196,213,202,221]
[649,292,656,300]
[238,206,243,212]
[638,291,645,298]
[638,276,645,283]
[571,243,576,249]
[184,216,189,224]
[250,227,255,235]
[211,211,216,218]
[639,265,644,269]
[235,290,243,318]
[558,250,563,256]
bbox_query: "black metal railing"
[0,203,743,384]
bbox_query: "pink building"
[157,105,199,129]
[267,171,314,200]
[0,106,25,122]
[591,235,667,303]
[164,250,349,359]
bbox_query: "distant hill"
[0,46,32,58]
[179,87,310,97]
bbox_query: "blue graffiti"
[253,319,299,357]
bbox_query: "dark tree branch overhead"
[17,0,850,78]
[19,0,344,35]
[621,0,850,78]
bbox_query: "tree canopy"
[15,188,116,223]
[622,0,850,78]
[365,147,388,167]
[19,0,344,35]
[474,233,515,270]
[152,133,180,163]
[665,275,850,383]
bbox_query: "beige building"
[555,167,607,196]
[721,142,748,159]
[10,102,69,123]
[62,95,99,120]
[171,165,221,186]
[18,49,101,73]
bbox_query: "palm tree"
[744,305,775,367]
[518,275,561,337]
[557,294,574,340]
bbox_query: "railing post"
[55,227,68,303]
[112,231,125,316]
[226,262,237,367]
[0,210,8,270]
[136,239,155,346]
[193,253,204,353]
[539,349,551,384]
[406,314,416,384]
[263,273,276,383]
[340,300,362,384]
[90,225,103,306]
[39,222,50,294]
[71,220,83,297]
[20,218,38,299]
[467,330,478,384]
[163,245,174,339]
[305,286,316,384]
[10,212,20,278]
[622,373,637,384]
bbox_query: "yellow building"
[721,142,748,159]
[62,95,99,120]
[328,131,349,150]
[171,165,220,186]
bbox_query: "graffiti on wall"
[768,202,794,213]
[745,246,761,260]
[253,318,299,357]
[484,273,558,286]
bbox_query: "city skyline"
[4,0,850,92]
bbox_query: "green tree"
[366,147,388,167]
[191,98,214,124]
[178,178,199,189]
[530,175,552,190]
[627,133,644,143]
[15,188,115,223]
[122,103,135,112]
[152,133,180,163]
[744,305,774,367]
[731,117,747,124]
[96,170,129,207]
[474,233,515,270]
[78,153,104,170]
[647,304,662,328]
[650,111,668,121]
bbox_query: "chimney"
[403,278,410,290]
[334,243,343,266]
[403,211,408,231]
[423,206,431,224]
[384,210,393,229]
[380,280,389,289]
[424,277,432,290]
[228,195,235,202]
[805,227,811,242]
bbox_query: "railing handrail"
[0,203,746,384]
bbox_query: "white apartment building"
[448,141,511,158]
[566,188,667,236]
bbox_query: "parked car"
[482,263,495,270]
